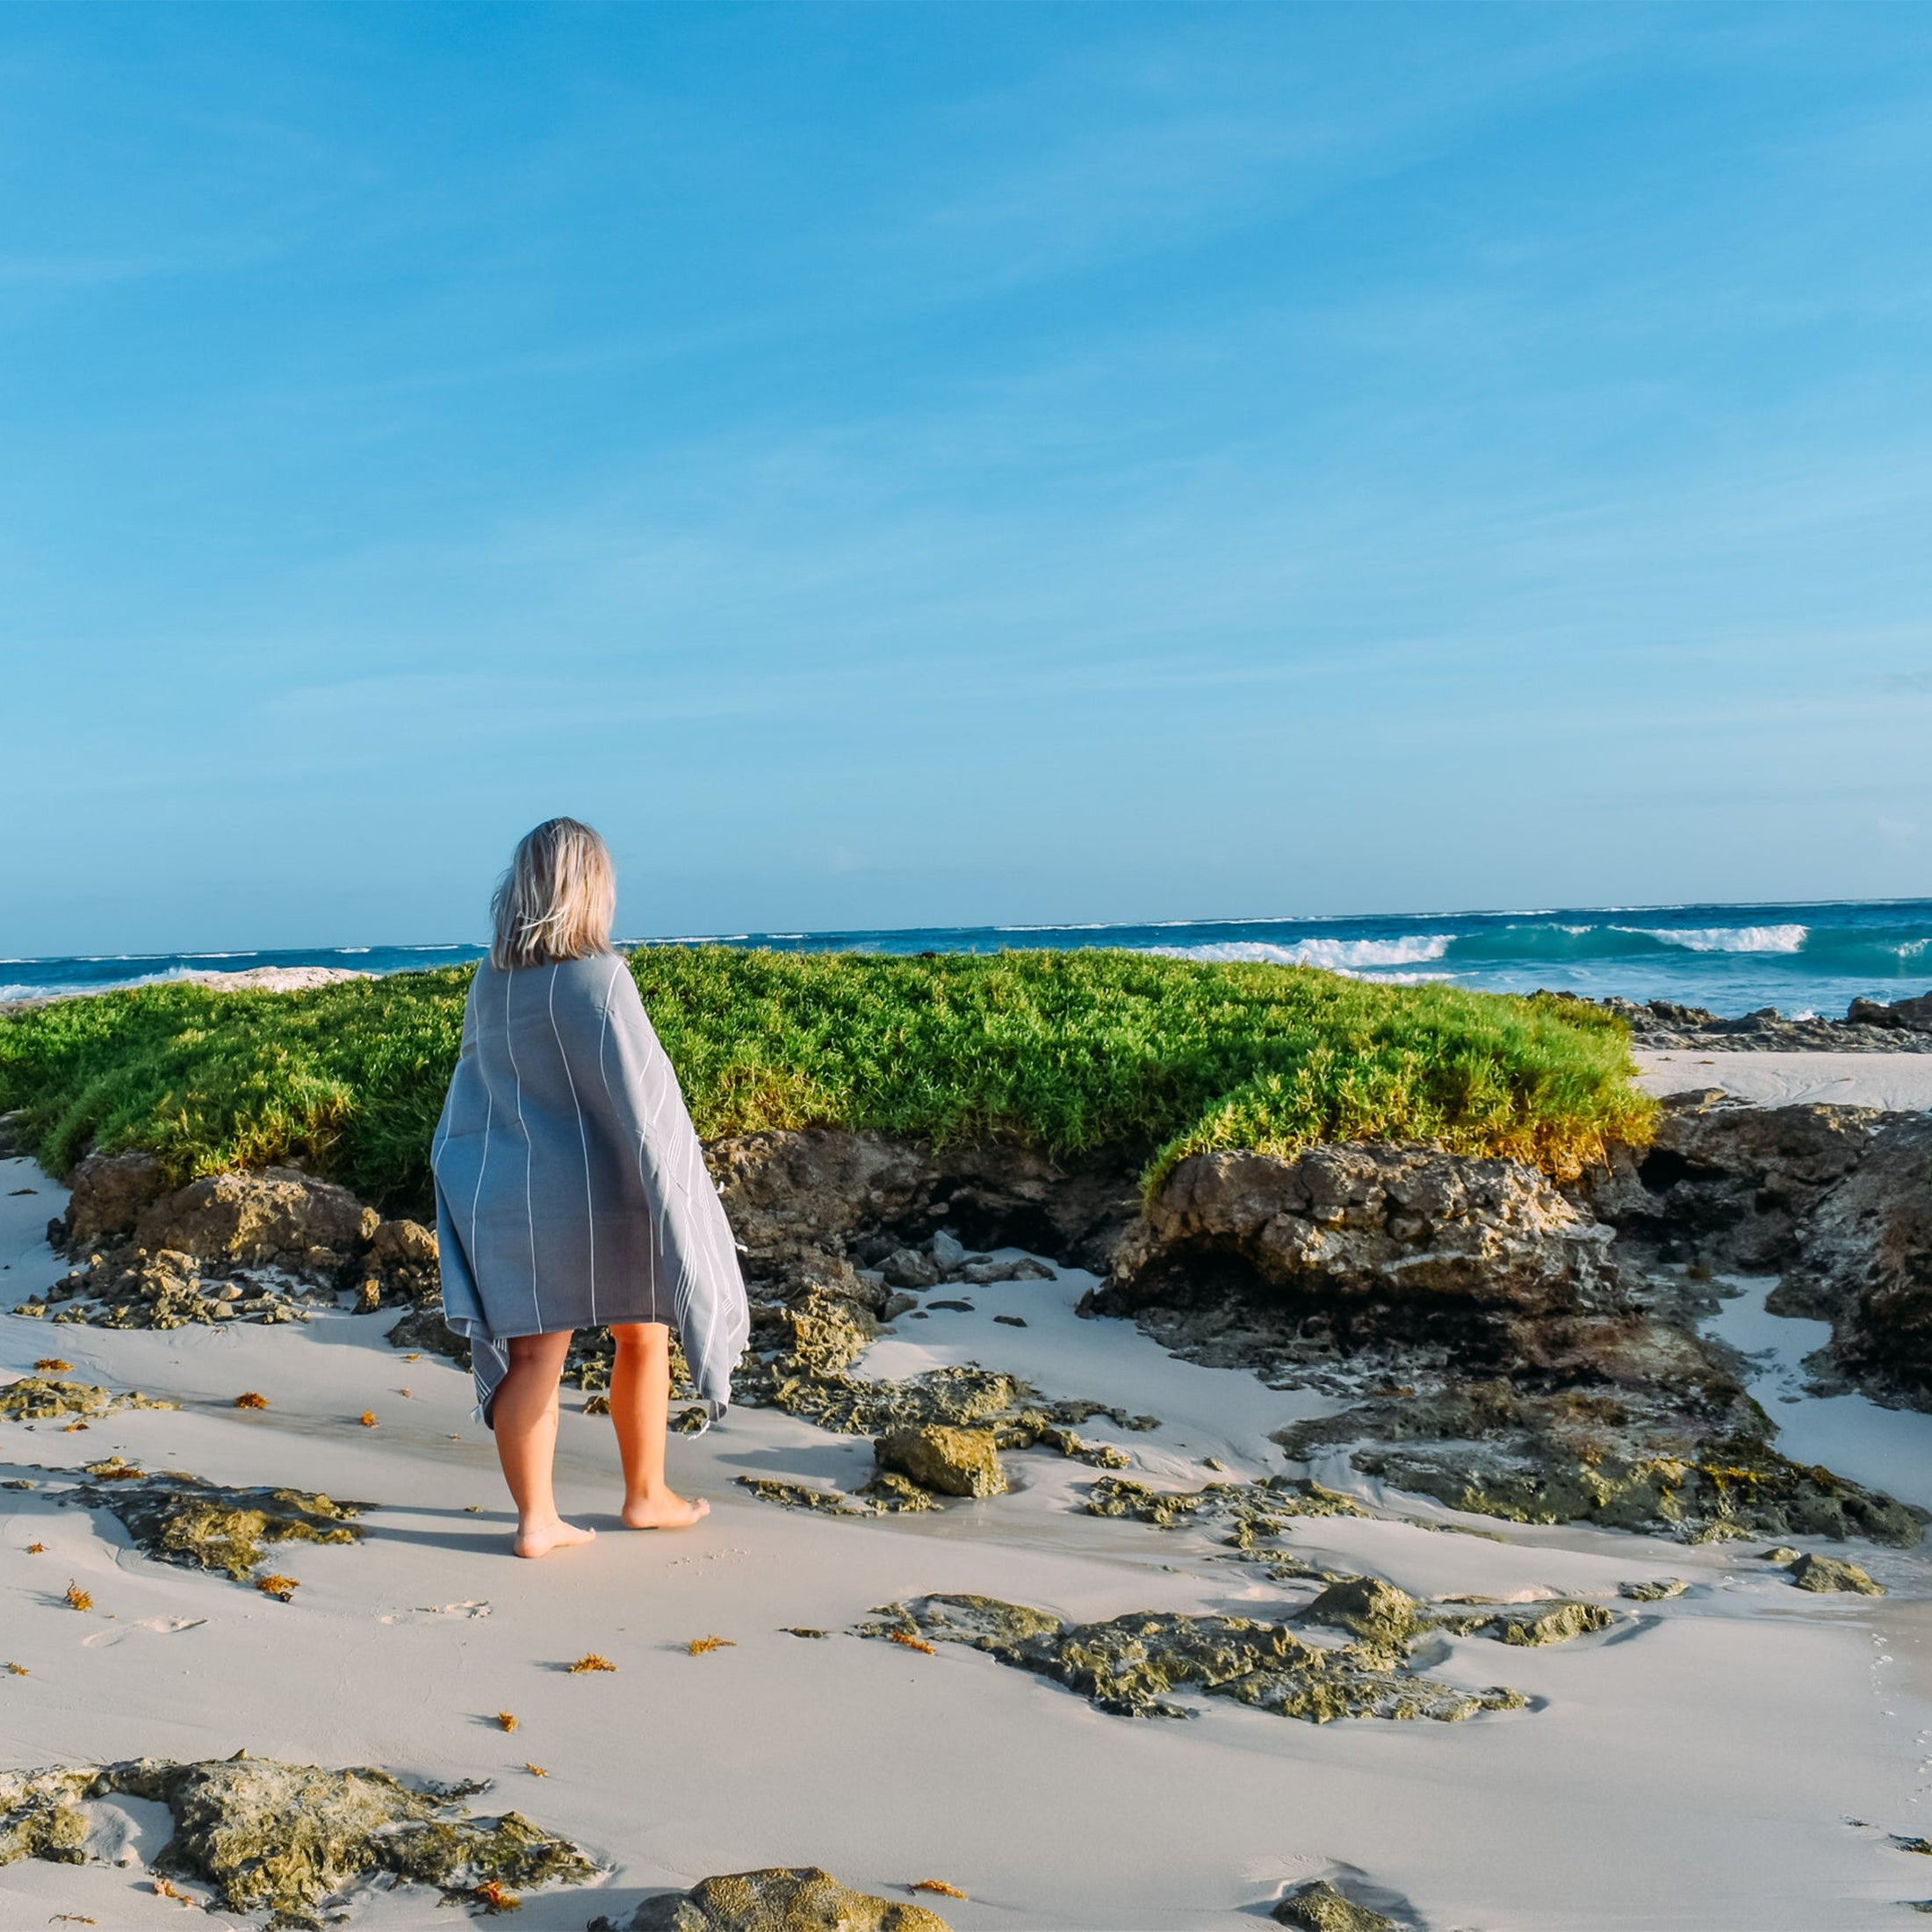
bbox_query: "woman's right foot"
[621,1491,710,1531]
[512,1517,596,1559]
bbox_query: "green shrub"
[0,949,1653,1213]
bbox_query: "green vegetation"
[0,948,1652,1211]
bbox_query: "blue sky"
[4,3,1932,954]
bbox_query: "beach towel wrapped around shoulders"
[429,954,749,1428]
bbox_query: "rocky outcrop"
[710,1128,1141,1284]
[1588,1094,1932,1407]
[1111,1144,1616,1316]
[61,1149,168,1244]
[858,1594,1526,1724]
[593,1868,952,1932]
[1770,1113,1932,1403]
[875,1424,1007,1498]
[1272,1878,1402,1931]
[1787,1553,1885,1595]
[1597,992,1932,1052]
[66,1465,364,1584]
[0,1755,595,1927]
[0,1374,176,1421]
[1588,1092,1880,1273]
[1276,1379,1925,1546]
[130,1168,376,1271]
[26,1166,441,1333]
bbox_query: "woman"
[430,818,749,1558]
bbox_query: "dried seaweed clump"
[0,1376,177,1422]
[858,1594,1525,1724]
[0,1755,599,1929]
[1275,1381,1927,1547]
[590,1865,952,1932]
[69,1468,364,1583]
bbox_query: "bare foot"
[513,1518,596,1559]
[621,1491,710,1531]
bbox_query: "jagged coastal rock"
[1591,1092,1932,1407]
[859,1594,1527,1723]
[66,1465,364,1583]
[1600,989,1932,1052]
[1272,1878,1403,1930]
[591,1867,954,1932]
[0,1755,596,1927]
[23,1164,440,1330]
[1108,1143,1617,1316]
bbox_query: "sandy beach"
[7,1047,1932,1929]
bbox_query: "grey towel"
[429,954,749,1428]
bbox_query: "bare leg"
[609,1323,709,1530]
[494,1330,596,1559]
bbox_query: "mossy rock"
[1788,1553,1885,1595]
[71,1470,364,1582]
[0,1375,176,1421]
[0,1766,96,1866]
[1272,1878,1399,1930]
[1300,1577,1422,1652]
[875,1425,1006,1499]
[859,1594,1525,1724]
[0,1755,597,1928]
[593,1865,952,1931]
[1618,1577,1687,1602]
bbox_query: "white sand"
[4,1152,1932,1928]
[1638,1049,1932,1112]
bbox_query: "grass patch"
[0,948,1653,1211]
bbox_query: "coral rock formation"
[592,1865,952,1932]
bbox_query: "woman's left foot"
[621,1491,710,1531]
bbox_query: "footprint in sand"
[378,1600,494,1624]
[81,1617,207,1647]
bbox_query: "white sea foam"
[1153,935,1453,971]
[1637,924,1809,955]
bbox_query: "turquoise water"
[7,900,1932,1019]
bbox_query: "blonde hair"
[490,818,617,970]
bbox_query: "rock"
[1787,1553,1885,1595]
[1846,991,1932,1031]
[132,1169,375,1275]
[1110,1143,1617,1318]
[1771,1113,1932,1403]
[1588,1092,1880,1273]
[0,1375,176,1420]
[0,1755,595,1927]
[61,1150,167,1245]
[592,1866,952,1932]
[68,1469,364,1582]
[1301,1577,1423,1651]
[362,1217,439,1304]
[1276,1377,1926,1547]
[932,1229,968,1272]
[858,1595,1525,1724]
[708,1128,1142,1282]
[1756,1546,1801,1565]
[1618,1577,1688,1601]
[875,1425,1007,1498]
[880,1247,941,1290]
[1460,1600,1618,1647]
[1272,1878,1400,1931]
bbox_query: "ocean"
[7,899,1932,1020]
